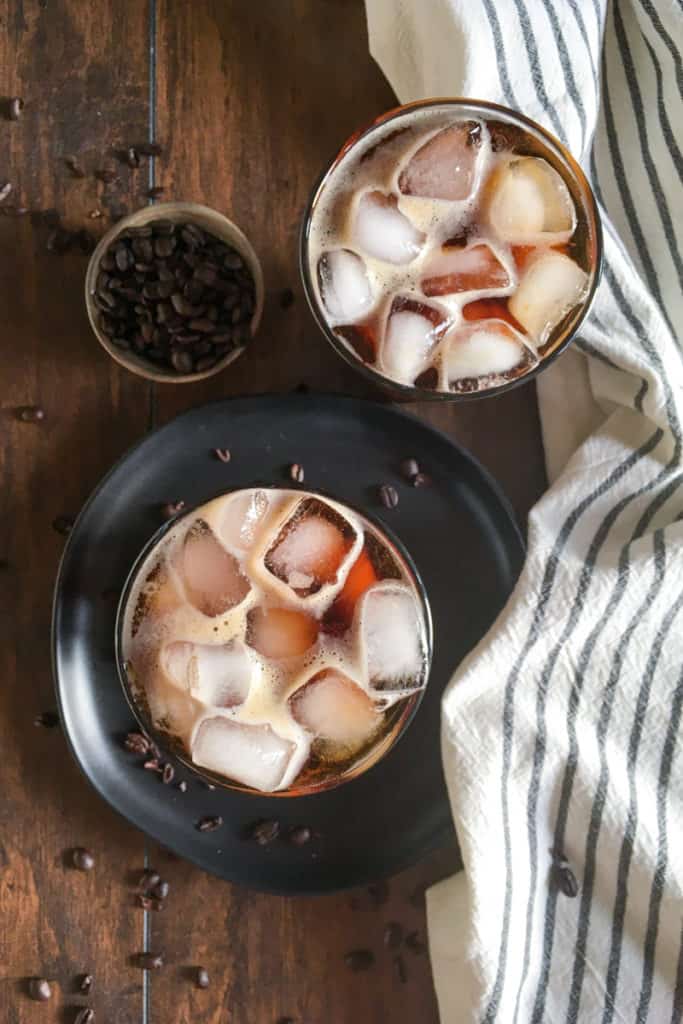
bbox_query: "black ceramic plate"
[53,395,524,893]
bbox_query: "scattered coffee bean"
[344,949,375,972]
[139,869,161,893]
[34,711,60,729]
[28,978,52,1001]
[280,287,295,309]
[124,732,151,755]
[213,447,231,463]
[52,514,75,536]
[135,952,164,970]
[552,856,579,898]
[379,484,399,509]
[9,97,24,120]
[136,142,163,157]
[143,758,162,773]
[74,1008,95,1024]
[399,457,420,481]
[126,146,140,168]
[411,472,431,488]
[147,186,166,199]
[204,782,216,791]
[161,763,175,785]
[405,930,427,955]
[71,847,95,871]
[65,156,85,178]
[138,895,164,911]
[196,815,223,833]
[383,922,403,950]
[289,463,304,483]
[151,880,169,901]
[95,168,117,184]
[161,500,185,520]
[88,208,103,219]
[79,973,93,994]
[16,405,45,423]
[196,967,210,989]
[392,953,408,984]
[0,182,12,202]
[177,780,188,793]
[288,825,312,847]
[247,819,280,846]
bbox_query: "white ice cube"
[445,321,535,385]
[353,191,425,264]
[162,640,252,707]
[218,489,269,555]
[192,717,294,792]
[485,157,575,243]
[359,584,424,690]
[266,509,352,594]
[182,522,250,616]
[421,243,511,297]
[290,670,380,748]
[381,299,446,385]
[508,250,588,343]
[247,606,319,659]
[318,249,373,322]
[398,123,479,201]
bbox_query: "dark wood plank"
[149,2,544,1023]
[0,2,152,1021]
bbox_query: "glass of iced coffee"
[117,488,432,795]
[300,98,602,399]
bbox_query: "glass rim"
[114,483,434,798]
[299,96,604,403]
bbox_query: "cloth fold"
[365,1,683,1021]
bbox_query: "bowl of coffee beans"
[85,201,264,382]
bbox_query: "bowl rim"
[299,95,604,403]
[85,200,265,384]
[114,482,434,799]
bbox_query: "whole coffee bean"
[289,463,304,484]
[224,250,243,271]
[196,967,210,989]
[171,350,193,373]
[72,847,95,871]
[399,457,420,481]
[9,97,24,120]
[411,472,431,488]
[139,869,161,893]
[553,859,579,898]
[0,182,13,202]
[161,500,185,519]
[161,763,175,785]
[74,1008,95,1024]
[213,447,231,463]
[247,819,280,846]
[344,950,375,972]
[151,879,169,901]
[143,758,162,773]
[28,978,52,1001]
[379,484,399,509]
[17,405,45,423]
[288,825,312,846]
[126,146,140,168]
[79,973,94,994]
[196,815,223,833]
[65,155,85,178]
[34,711,60,729]
[177,780,188,793]
[135,952,164,970]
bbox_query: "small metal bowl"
[85,201,264,383]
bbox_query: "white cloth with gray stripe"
[365,0,683,1021]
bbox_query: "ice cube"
[318,249,373,322]
[182,520,250,616]
[247,606,318,659]
[265,500,355,597]
[381,295,447,385]
[192,717,294,792]
[218,489,269,555]
[421,243,511,297]
[290,670,381,749]
[398,123,479,201]
[484,157,575,243]
[508,250,588,343]
[359,585,424,690]
[444,320,536,391]
[162,640,252,707]
[353,190,425,264]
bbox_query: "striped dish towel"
[365,1,683,1021]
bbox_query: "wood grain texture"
[2,1,547,1022]
[0,2,150,1022]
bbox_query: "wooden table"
[0,2,546,1021]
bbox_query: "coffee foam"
[121,488,428,791]
[307,105,582,389]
